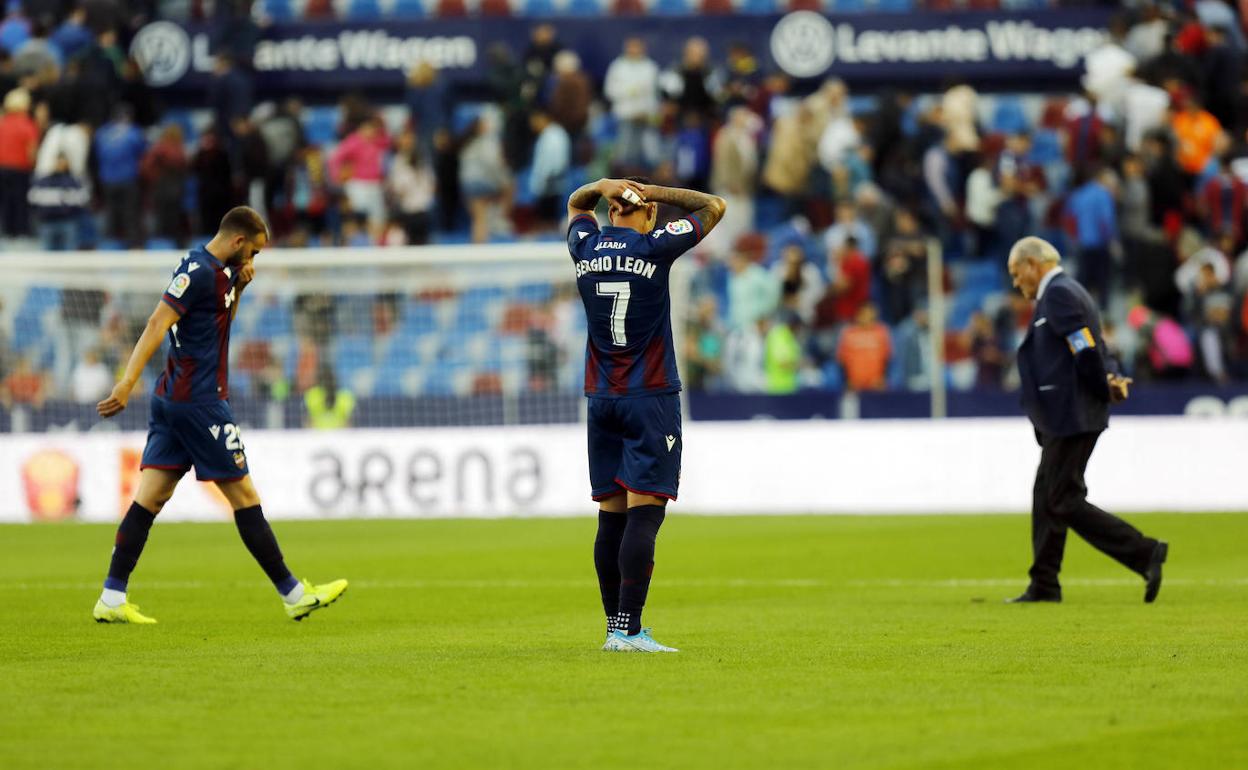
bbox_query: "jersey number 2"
[596,281,631,346]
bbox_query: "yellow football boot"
[93,600,157,624]
[285,579,348,621]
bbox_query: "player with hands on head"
[566,177,726,652]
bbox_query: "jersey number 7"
[596,281,631,346]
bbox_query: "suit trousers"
[1029,431,1157,593]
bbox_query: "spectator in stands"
[819,235,870,327]
[0,2,30,57]
[1197,292,1235,384]
[528,107,569,233]
[432,127,461,234]
[773,243,823,324]
[1064,167,1119,307]
[995,132,1044,259]
[706,105,758,258]
[0,86,37,238]
[1141,131,1186,237]
[764,311,802,395]
[330,115,390,237]
[1176,233,1232,314]
[894,306,931,392]
[815,80,860,194]
[720,42,760,111]
[965,148,1001,260]
[604,37,659,172]
[547,50,591,141]
[825,200,876,262]
[459,113,511,244]
[94,103,146,246]
[1171,88,1226,179]
[27,151,87,250]
[685,295,724,392]
[387,128,434,246]
[73,25,121,128]
[837,303,891,392]
[192,127,235,236]
[304,364,356,430]
[1127,305,1194,381]
[967,310,1005,389]
[523,23,561,100]
[726,248,779,332]
[1199,24,1240,130]
[880,208,928,324]
[70,347,112,403]
[208,53,254,145]
[1196,156,1247,248]
[762,93,823,214]
[1063,96,1114,181]
[141,123,189,245]
[257,98,306,225]
[49,6,91,62]
[941,83,980,156]
[672,112,710,193]
[1121,71,1171,153]
[661,36,719,121]
[1,355,47,409]
[405,61,447,156]
[13,18,58,82]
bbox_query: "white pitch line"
[5,577,1247,591]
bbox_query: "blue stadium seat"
[422,361,461,396]
[651,0,690,13]
[254,302,294,340]
[874,0,912,9]
[1028,129,1062,165]
[828,0,866,11]
[332,336,374,386]
[392,0,426,14]
[12,287,61,353]
[519,0,556,14]
[400,300,440,336]
[97,239,125,251]
[303,107,339,147]
[346,0,383,19]
[513,282,553,305]
[565,0,602,15]
[991,97,1030,136]
[146,238,176,251]
[451,103,484,135]
[259,0,294,20]
[739,0,778,12]
[821,362,843,391]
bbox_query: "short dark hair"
[219,206,269,240]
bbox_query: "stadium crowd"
[2,0,1248,414]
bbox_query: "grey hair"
[1008,236,1062,266]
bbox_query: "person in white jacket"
[604,37,660,171]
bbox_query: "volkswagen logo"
[770,12,836,79]
[131,21,191,87]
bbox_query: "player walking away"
[92,207,347,624]
[566,178,726,652]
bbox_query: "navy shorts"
[587,393,681,502]
[140,397,250,481]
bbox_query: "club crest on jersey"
[665,219,693,236]
[233,451,246,469]
[167,273,191,298]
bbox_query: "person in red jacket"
[0,87,39,237]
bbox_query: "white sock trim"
[283,582,306,605]
[101,588,127,608]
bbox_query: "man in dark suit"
[1007,237,1168,604]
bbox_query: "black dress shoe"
[1144,541,1168,604]
[1005,589,1062,604]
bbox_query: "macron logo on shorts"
[665,435,676,452]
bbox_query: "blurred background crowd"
[3,0,1248,420]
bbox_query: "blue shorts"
[140,397,250,481]
[587,393,681,502]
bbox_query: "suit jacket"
[1017,271,1116,438]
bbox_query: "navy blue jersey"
[155,246,240,403]
[568,213,704,398]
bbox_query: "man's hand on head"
[597,178,646,204]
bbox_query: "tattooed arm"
[639,185,728,234]
[567,178,648,222]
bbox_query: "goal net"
[0,244,695,435]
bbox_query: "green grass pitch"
[1,513,1245,770]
